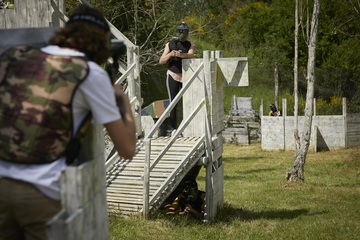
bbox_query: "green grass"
[109,144,360,240]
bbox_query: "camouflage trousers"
[0,178,61,240]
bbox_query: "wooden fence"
[0,0,64,28]
[1,1,110,239]
[46,125,108,240]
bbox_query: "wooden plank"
[64,209,83,240]
[1,0,55,29]
[82,196,95,240]
[62,167,79,214]
[98,188,109,239]
[108,204,142,211]
[107,184,156,189]
[134,154,187,160]
[107,190,156,196]
[106,179,144,185]
[108,163,177,169]
[46,210,66,240]
[107,192,144,199]
[107,202,143,208]
[105,135,213,217]
[212,144,223,162]
[49,125,109,240]
[151,142,198,147]
[107,190,158,197]
[112,160,182,167]
[107,189,145,195]
[107,173,171,179]
[77,162,94,209]
[107,196,143,203]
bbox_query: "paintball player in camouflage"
[0,4,136,240]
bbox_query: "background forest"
[67,0,360,114]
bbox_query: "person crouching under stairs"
[165,180,205,219]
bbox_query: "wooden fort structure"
[3,1,360,239]
[1,0,249,239]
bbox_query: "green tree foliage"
[196,0,359,112]
[66,0,359,112]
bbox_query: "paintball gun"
[106,39,127,84]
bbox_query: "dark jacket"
[167,38,192,74]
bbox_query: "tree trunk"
[286,0,320,182]
[294,0,299,132]
[274,62,279,108]
[293,0,300,158]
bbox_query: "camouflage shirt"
[0,45,90,164]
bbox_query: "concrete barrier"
[261,98,360,151]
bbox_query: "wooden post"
[203,51,225,221]
[203,64,213,222]
[47,125,109,240]
[143,139,151,218]
[282,98,287,150]
[0,0,64,28]
[127,45,142,138]
[215,50,223,58]
[342,97,347,116]
[204,158,213,222]
[182,51,225,221]
[343,98,347,148]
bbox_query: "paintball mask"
[182,180,198,203]
[270,104,278,112]
[176,22,189,42]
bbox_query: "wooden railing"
[141,57,216,217]
[141,63,206,216]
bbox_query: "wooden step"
[105,136,204,215]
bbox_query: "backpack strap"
[64,112,92,165]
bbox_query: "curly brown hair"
[48,5,111,65]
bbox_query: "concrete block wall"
[262,116,347,151]
[261,98,360,151]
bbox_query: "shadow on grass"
[223,168,278,180]
[224,156,265,162]
[153,204,326,226]
[215,203,314,223]
[238,167,278,175]
[197,168,278,182]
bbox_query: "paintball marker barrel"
[110,39,126,61]
[107,39,126,83]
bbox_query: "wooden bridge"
[1,0,248,239]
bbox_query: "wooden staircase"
[105,136,205,216]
